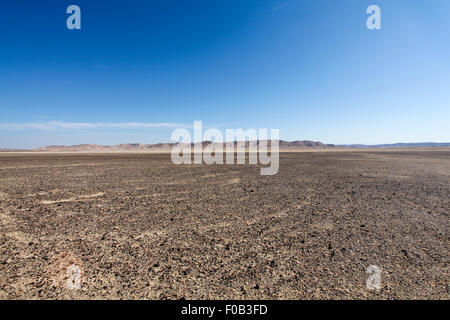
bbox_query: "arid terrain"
[0,150,449,299]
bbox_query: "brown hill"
[31,140,333,152]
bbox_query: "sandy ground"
[0,150,449,299]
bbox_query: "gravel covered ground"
[0,150,449,299]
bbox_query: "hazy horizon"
[3,138,450,150]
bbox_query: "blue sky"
[1,0,449,148]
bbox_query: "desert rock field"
[0,150,449,299]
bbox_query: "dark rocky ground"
[0,150,448,299]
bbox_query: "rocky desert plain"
[0,148,449,299]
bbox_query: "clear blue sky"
[1,0,449,148]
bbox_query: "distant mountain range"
[1,141,448,152]
[339,142,450,148]
[32,140,331,151]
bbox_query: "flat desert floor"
[0,150,449,299]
